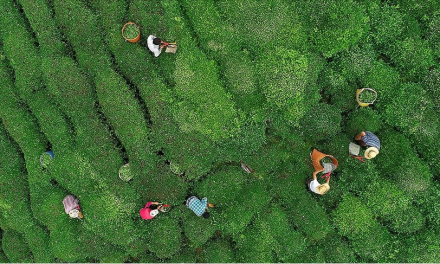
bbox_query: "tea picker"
[349,131,380,161]
[147,35,177,57]
[185,196,214,219]
[139,201,171,220]
[63,195,83,219]
[308,149,338,195]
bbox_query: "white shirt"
[309,179,322,194]
[147,35,162,57]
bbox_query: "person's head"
[316,183,330,195]
[202,212,210,219]
[153,38,162,45]
[364,147,379,159]
[68,209,83,219]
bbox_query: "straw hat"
[316,183,330,195]
[364,147,379,159]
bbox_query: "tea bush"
[376,129,432,196]
[216,0,307,53]
[234,225,276,263]
[2,230,33,263]
[345,107,383,136]
[361,179,426,234]
[350,222,392,262]
[389,37,434,81]
[17,0,65,56]
[180,205,217,247]
[258,48,322,125]
[173,43,242,141]
[201,238,235,263]
[299,103,342,142]
[367,3,404,50]
[145,216,182,259]
[297,0,369,57]
[332,193,376,238]
[0,1,74,153]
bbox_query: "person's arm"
[201,197,208,209]
[312,169,323,180]
[355,132,366,141]
[145,201,159,208]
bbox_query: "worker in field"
[139,201,169,220]
[63,195,83,219]
[147,35,164,57]
[147,35,177,57]
[307,163,334,195]
[354,131,380,159]
[185,196,213,219]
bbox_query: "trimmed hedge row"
[53,0,155,176]
[0,0,74,153]
[17,0,65,56]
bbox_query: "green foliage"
[194,167,246,206]
[384,83,438,138]
[201,238,235,263]
[259,49,322,125]
[402,228,440,263]
[217,0,306,52]
[350,222,392,262]
[218,180,271,237]
[173,45,242,141]
[180,207,216,248]
[235,225,276,263]
[389,37,434,81]
[287,193,331,242]
[333,44,376,82]
[146,217,182,259]
[361,179,425,234]
[345,108,382,136]
[320,232,357,263]
[299,103,342,142]
[0,0,439,262]
[332,193,376,238]
[298,0,369,57]
[376,129,432,196]
[368,3,404,49]
[257,204,306,262]
[359,61,401,108]
[17,0,66,56]
[23,225,54,262]
[2,229,33,263]
[427,14,440,58]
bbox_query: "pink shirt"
[139,202,154,220]
[63,195,79,214]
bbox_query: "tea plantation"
[1,0,440,262]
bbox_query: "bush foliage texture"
[0,0,439,262]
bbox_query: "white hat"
[150,209,159,217]
[364,147,379,159]
[68,209,80,218]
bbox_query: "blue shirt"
[362,131,381,150]
[186,196,207,216]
